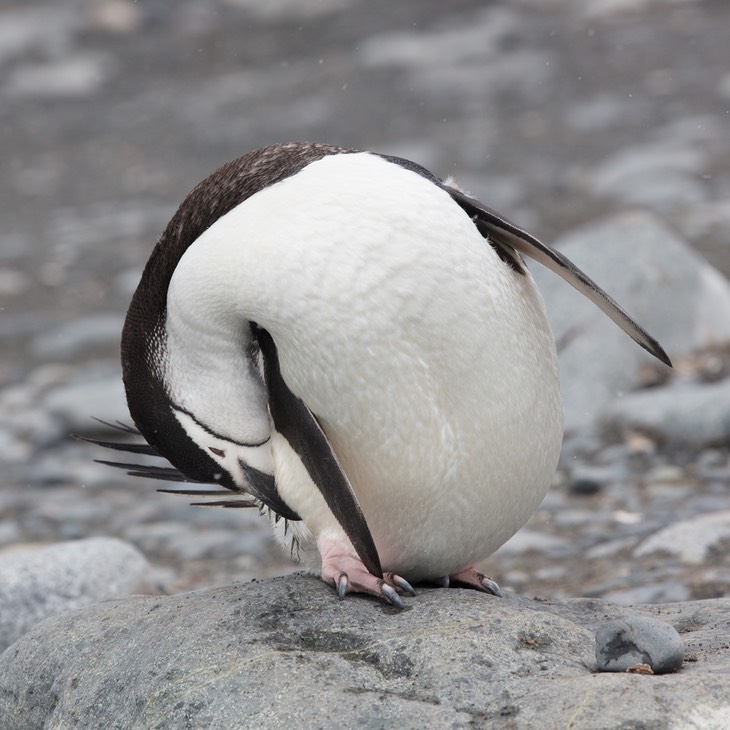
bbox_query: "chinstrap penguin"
[92,142,671,608]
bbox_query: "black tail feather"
[83,417,268,513]
[76,435,159,456]
[93,458,195,482]
[191,499,259,508]
[91,418,141,435]
[156,488,237,497]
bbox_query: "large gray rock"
[602,379,730,450]
[634,511,730,566]
[0,537,149,653]
[1,574,728,729]
[530,212,730,434]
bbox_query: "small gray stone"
[566,465,617,496]
[0,537,149,653]
[493,528,571,557]
[6,52,113,99]
[595,617,684,674]
[599,582,691,607]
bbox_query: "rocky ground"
[3,576,729,729]
[1,1,730,721]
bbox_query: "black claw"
[481,576,504,597]
[337,574,348,600]
[437,575,450,589]
[393,575,417,597]
[381,583,404,609]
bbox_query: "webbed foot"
[317,537,416,608]
[438,567,504,597]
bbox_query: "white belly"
[262,157,563,580]
[279,269,561,579]
[170,151,563,581]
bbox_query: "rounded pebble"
[568,477,603,496]
[595,617,684,674]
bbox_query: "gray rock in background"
[30,313,123,360]
[634,511,730,566]
[0,575,728,730]
[41,368,129,433]
[0,537,149,653]
[602,379,730,450]
[530,212,730,435]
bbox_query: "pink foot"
[317,537,416,608]
[440,567,504,597]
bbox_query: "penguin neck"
[123,143,349,366]
[160,150,526,433]
[121,143,352,444]
[162,287,271,447]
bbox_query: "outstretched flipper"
[443,187,672,368]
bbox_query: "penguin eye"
[209,446,225,457]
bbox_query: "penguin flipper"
[254,326,384,580]
[445,186,672,367]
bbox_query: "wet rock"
[595,616,684,674]
[530,212,730,434]
[0,576,727,729]
[0,537,149,653]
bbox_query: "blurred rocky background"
[1,0,730,650]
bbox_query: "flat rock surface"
[1,575,728,730]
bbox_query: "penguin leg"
[317,536,416,609]
[444,568,504,597]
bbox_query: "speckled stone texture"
[0,537,149,653]
[595,616,684,674]
[0,575,728,729]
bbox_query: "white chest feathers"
[165,152,563,580]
